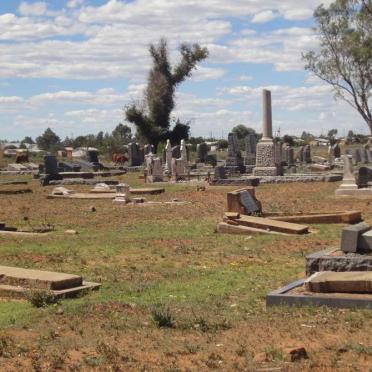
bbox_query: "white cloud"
[18,2,47,16]
[252,10,277,23]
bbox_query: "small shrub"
[152,305,175,328]
[26,290,59,308]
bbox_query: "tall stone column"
[165,139,172,174]
[253,89,279,176]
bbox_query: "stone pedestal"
[335,155,358,195]
[253,89,279,176]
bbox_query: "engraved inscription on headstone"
[239,190,260,214]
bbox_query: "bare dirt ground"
[0,174,371,371]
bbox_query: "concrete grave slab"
[266,279,372,309]
[305,271,372,293]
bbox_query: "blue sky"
[0,0,367,141]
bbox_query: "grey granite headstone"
[368,150,372,163]
[87,150,99,163]
[244,134,257,166]
[128,142,141,166]
[341,223,371,253]
[360,148,368,164]
[226,132,244,172]
[352,148,361,165]
[44,155,58,175]
[239,190,260,214]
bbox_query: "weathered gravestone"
[239,190,261,214]
[360,147,368,164]
[303,145,311,164]
[87,150,99,163]
[358,166,372,188]
[368,150,372,163]
[128,143,141,166]
[44,155,59,175]
[196,142,209,163]
[244,134,257,166]
[145,154,163,183]
[352,148,361,165]
[226,132,245,172]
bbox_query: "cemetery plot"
[0,266,100,298]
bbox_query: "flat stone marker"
[0,266,82,290]
[340,223,370,253]
[305,271,372,293]
[236,215,309,235]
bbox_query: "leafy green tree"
[282,135,295,146]
[21,136,34,145]
[36,128,61,152]
[303,0,372,133]
[231,125,255,139]
[328,129,338,138]
[112,123,132,144]
[125,38,208,148]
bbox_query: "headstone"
[226,132,244,172]
[358,166,372,188]
[340,222,370,253]
[114,183,131,203]
[171,158,186,181]
[205,154,217,167]
[214,166,226,179]
[172,145,181,159]
[128,143,141,166]
[244,134,257,166]
[196,142,209,163]
[360,147,368,164]
[333,143,341,158]
[87,150,99,163]
[335,155,358,195]
[180,139,188,161]
[352,148,361,165]
[253,90,279,176]
[165,139,172,174]
[239,190,260,214]
[303,145,311,164]
[367,150,372,163]
[44,155,59,175]
[297,146,304,163]
[145,153,163,183]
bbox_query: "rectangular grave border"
[266,279,372,309]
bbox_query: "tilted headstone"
[44,155,59,175]
[196,142,209,163]
[239,190,260,214]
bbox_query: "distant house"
[1,142,43,155]
[310,138,330,147]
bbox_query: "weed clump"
[26,290,59,308]
[152,305,175,328]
